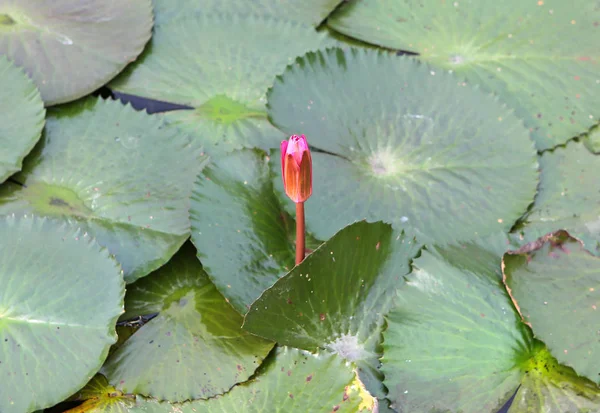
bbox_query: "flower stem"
[295,202,305,265]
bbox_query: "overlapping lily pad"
[243,221,420,401]
[328,0,600,150]
[503,232,600,384]
[102,243,274,402]
[67,375,136,413]
[151,0,344,26]
[584,124,600,153]
[0,97,203,283]
[514,140,600,255]
[77,348,369,412]
[381,243,600,412]
[0,215,124,413]
[0,56,45,183]
[110,13,334,154]
[190,150,300,314]
[0,0,153,105]
[268,48,538,244]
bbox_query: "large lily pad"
[110,13,334,154]
[328,0,600,150]
[102,243,274,402]
[381,243,600,412]
[243,221,420,401]
[268,48,538,244]
[190,150,299,314]
[0,0,153,105]
[503,232,600,384]
[0,97,203,283]
[381,246,532,412]
[514,140,600,255]
[0,56,45,183]
[151,0,344,26]
[0,215,124,413]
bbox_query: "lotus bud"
[280,134,312,203]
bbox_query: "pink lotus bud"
[280,134,312,203]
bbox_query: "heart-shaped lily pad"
[0,215,124,413]
[77,347,370,412]
[151,0,344,26]
[243,221,420,402]
[514,140,600,255]
[0,0,152,105]
[0,56,45,183]
[503,231,600,384]
[268,48,539,244]
[102,242,274,402]
[190,149,323,314]
[0,97,203,283]
[110,13,334,154]
[328,0,600,150]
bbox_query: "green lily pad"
[0,97,203,283]
[0,0,152,105]
[243,221,420,401]
[503,232,600,384]
[509,344,600,413]
[97,347,369,412]
[110,13,334,154]
[268,48,538,244]
[0,56,45,183]
[583,124,600,154]
[151,0,344,26]
[381,246,532,412]
[514,140,600,255]
[190,150,301,314]
[102,243,274,402]
[328,0,600,150]
[0,215,124,413]
[381,241,600,412]
[67,375,136,413]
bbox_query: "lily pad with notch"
[381,242,600,413]
[0,97,204,283]
[0,56,45,183]
[110,13,335,154]
[328,0,600,150]
[0,0,153,105]
[102,242,274,402]
[268,48,539,245]
[0,215,124,413]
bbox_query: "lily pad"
[381,246,532,412]
[0,56,45,183]
[243,221,420,401]
[268,48,538,244]
[0,215,124,413]
[151,0,344,26]
[110,13,334,154]
[190,150,301,314]
[66,375,136,413]
[509,344,600,413]
[328,0,600,150]
[0,97,203,283]
[503,232,600,384]
[514,140,600,255]
[102,243,274,402]
[0,0,153,105]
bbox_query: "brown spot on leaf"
[320,313,326,321]
[306,374,313,382]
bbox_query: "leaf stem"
[295,202,305,265]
